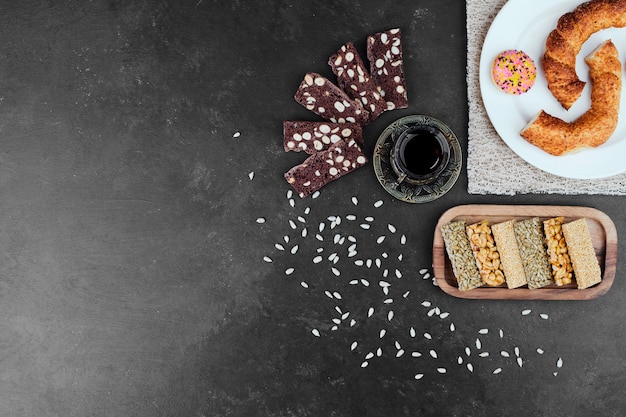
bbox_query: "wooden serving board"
[432,205,617,300]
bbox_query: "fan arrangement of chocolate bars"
[284,28,409,198]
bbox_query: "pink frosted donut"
[491,50,537,95]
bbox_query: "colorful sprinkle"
[491,49,536,95]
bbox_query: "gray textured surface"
[0,0,624,416]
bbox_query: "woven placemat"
[466,0,626,195]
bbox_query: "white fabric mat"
[466,0,626,195]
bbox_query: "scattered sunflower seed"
[360,224,371,230]
[522,309,532,316]
[412,351,422,358]
[331,267,341,276]
[424,333,432,340]
[256,217,265,224]
[365,352,374,360]
[410,327,416,337]
[479,328,489,335]
[361,361,369,368]
[479,352,489,358]
[368,307,374,317]
[351,342,358,351]
[263,256,272,263]
[291,245,299,254]
[232,131,241,138]
[493,368,502,374]
[374,200,384,208]
[537,348,544,355]
[517,357,523,367]
[467,363,474,372]
[450,323,455,332]
[300,281,308,288]
[557,357,563,368]
[379,329,386,338]
[540,313,549,320]
[421,301,432,308]
[312,191,320,199]
[387,311,394,321]
[400,235,407,244]
[430,350,438,358]
[501,351,510,358]
[313,256,323,264]
[275,243,285,251]
[312,329,320,337]
[414,374,424,380]
[351,196,358,206]
[285,268,294,275]
[248,172,254,180]
[437,368,447,374]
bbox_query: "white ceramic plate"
[480,0,626,179]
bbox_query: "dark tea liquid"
[398,129,443,176]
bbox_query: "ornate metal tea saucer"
[373,115,462,203]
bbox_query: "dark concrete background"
[0,0,625,416]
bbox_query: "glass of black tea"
[390,125,450,185]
